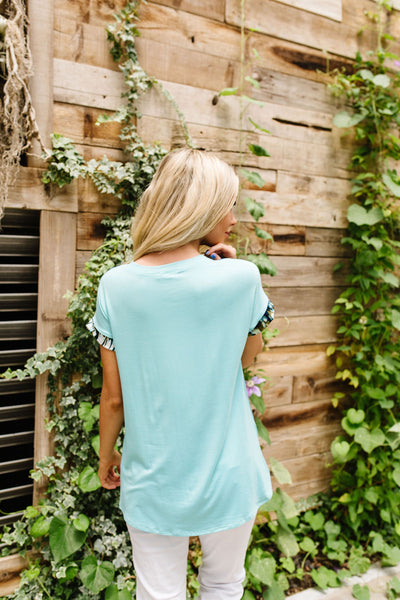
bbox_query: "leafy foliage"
[326,4,400,548]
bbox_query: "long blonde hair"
[132,148,239,260]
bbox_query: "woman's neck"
[135,241,200,266]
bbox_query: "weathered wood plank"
[138,2,352,84]
[263,397,340,430]
[54,17,116,71]
[53,62,338,142]
[136,37,240,92]
[243,190,351,229]
[264,376,293,407]
[257,343,334,377]
[225,0,374,59]
[5,168,78,213]
[77,213,107,250]
[236,222,305,256]
[138,116,351,179]
[266,423,342,462]
[273,0,342,21]
[261,256,349,287]
[306,227,351,257]
[27,0,53,166]
[53,58,125,111]
[277,171,352,200]
[53,103,123,149]
[251,67,338,115]
[77,179,121,214]
[54,0,126,28]
[267,287,342,317]
[76,251,92,283]
[279,477,331,501]
[292,368,347,404]
[150,0,225,21]
[274,452,333,487]
[34,211,77,503]
[268,315,338,347]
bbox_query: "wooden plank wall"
[47,0,399,500]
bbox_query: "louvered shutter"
[0,208,39,525]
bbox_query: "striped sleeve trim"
[86,318,115,351]
[249,300,275,336]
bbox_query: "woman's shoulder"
[216,257,260,279]
[100,262,131,285]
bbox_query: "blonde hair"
[132,148,239,260]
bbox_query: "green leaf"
[255,417,271,444]
[240,168,265,188]
[352,584,370,600]
[250,392,265,414]
[347,408,365,424]
[105,584,132,600]
[91,434,100,456]
[245,75,261,89]
[263,580,286,600]
[311,566,341,589]
[347,204,383,226]
[241,94,265,107]
[348,547,371,575]
[281,556,296,573]
[254,226,273,241]
[299,536,317,557]
[382,173,400,198]
[248,548,276,585]
[304,510,325,531]
[378,271,399,287]
[30,515,51,538]
[359,69,374,81]
[331,439,350,463]
[247,253,277,276]
[248,143,270,157]
[391,309,400,331]
[78,465,101,492]
[372,73,390,87]
[218,87,238,96]
[393,466,400,487]
[244,196,265,221]
[80,556,115,594]
[269,457,292,485]
[333,111,366,128]
[354,427,385,453]
[49,514,87,563]
[383,545,400,567]
[276,526,299,557]
[73,514,91,532]
[248,117,270,134]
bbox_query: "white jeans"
[127,519,254,600]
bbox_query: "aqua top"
[90,255,273,535]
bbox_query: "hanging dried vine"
[0,0,41,218]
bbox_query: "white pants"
[127,519,254,600]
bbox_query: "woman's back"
[93,254,272,535]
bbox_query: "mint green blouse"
[90,255,273,535]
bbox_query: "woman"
[88,148,274,600]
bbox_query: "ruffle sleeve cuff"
[249,300,274,336]
[87,318,115,351]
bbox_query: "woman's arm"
[241,333,263,368]
[98,345,124,489]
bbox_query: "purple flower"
[245,376,265,398]
[394,60,400,70]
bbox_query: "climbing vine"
[326,0,400,547]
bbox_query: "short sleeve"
[248,270,274,336]
[86,276,115,351]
